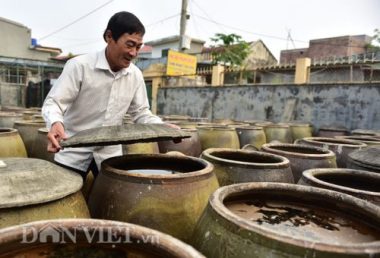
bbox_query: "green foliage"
[366,28,380,52]
[210,33,251,67]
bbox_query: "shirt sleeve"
[42,59,82,130]
[127,75,163,124]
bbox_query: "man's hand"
[164,123,181,129]
[47,122,67,153]
[164,123,182,143]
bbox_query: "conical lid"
[0,158,82,208]
[61,124,191,148]
[348,146,380,168]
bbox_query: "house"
[254,51,380,84]
[144,35,205,58]
[0,16,64,107]
[197,40,277,68]
[138,45,153,59]
[280,35,372,64]
[253,34,380,84]
[0,17,62,61]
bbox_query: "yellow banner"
[166,50,197,76]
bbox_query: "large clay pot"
[32,128,54,162]
[261,143,337,182]
[246,120,274,126]
[88,154,219,242]
[0,158,89,228]
[347,146,380,173]
[0,128,27,157]
[263,124,293,143]
[188,117,209,123]
[235,126,266,149]
[197,126,240,151]
[22,110,40,121]
[171,121,200,129]
[317,126,349,137]
[298,168,380,206]
[201,148,294,186]
[161,114,191,121]
[0,219,204,258]
[0,106,26,113]
[0,112,23,128]
[351,129,380,137]
[212,118,236,124]
[288,122,313,141]
[335,135,380,146]
[13,120,46,157]
[158,128,202,157]
[295,137,367,168]
[122,142,159,154]
[192,182,380,258]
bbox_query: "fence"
[158,51,380,87]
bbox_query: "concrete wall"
[0,83,25,106]
[157,83,380,130]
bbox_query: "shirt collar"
[95,48,131,76]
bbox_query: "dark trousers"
[55,159,99,181]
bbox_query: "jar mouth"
[0,219,203,257]
[303,169,380,194]
[210,182,380,252]
[202,148,289,168]
[0,128,16,134]
[101,154,213,182]
[262,143,335,158]
[340,136,380,142]
[301,137,367,147]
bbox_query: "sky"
[0,0,379,60]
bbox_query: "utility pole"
[179,0,189,52]
[286,28,296,50]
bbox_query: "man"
[42,11,175,179]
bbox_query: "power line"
[60,39,102,49]
[193,13,305,43]
[192,13,373,49]
[59,13,181,50]
[189,2,201,39]
[286,28,296,49]
[190,0,226,33]
[38,0,114,41]
[146,13,180,27]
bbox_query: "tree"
[210,33,251,67]
[366,28,380,52]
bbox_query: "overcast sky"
[0,0,379,60]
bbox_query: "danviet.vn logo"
[21,223,160,244]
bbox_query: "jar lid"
[0,158,82,208]
[348,146,380,168]
[61,124,191,148]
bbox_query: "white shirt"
[42,48,162,172]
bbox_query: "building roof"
[140,45,152,53]
[31,45,62,55]
[0,16,28,29]
[309,34,372,43]
[201,40,277,63]
[144,35,205,46]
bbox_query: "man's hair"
[103,11,145,42]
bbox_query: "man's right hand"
[47,122,67,153]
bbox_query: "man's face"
[106,32,143,72]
